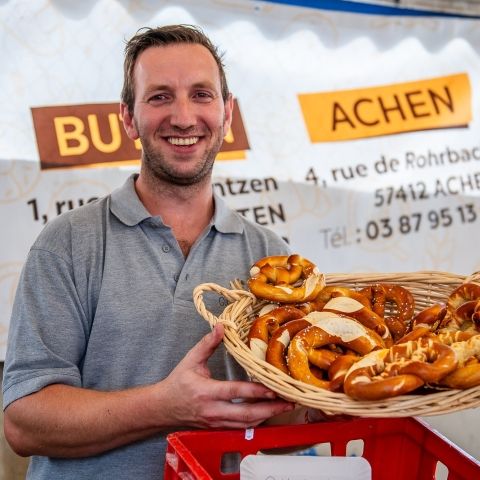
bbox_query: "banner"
[2,0,480,459]
[2,0,480,352]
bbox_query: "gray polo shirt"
[3,174,289,479]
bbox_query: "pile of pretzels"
[246,254,480,401]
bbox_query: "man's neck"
[134,173,214,257]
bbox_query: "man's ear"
[223,93,234,134]
[120,103,139,140]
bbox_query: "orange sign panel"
[298,73,471,142]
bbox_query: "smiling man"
[2,25,293,479]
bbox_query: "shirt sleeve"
[2,247,87,409]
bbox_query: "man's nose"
[170,98,196,129]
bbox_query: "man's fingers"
[213,379,283,402]
[201,398,295,429]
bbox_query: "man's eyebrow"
[191,80,218,90]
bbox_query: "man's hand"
[159,323,295,429]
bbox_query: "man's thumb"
[185,323,225,365]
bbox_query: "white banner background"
[2,0,480,458]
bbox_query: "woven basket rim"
[193,270,480,417]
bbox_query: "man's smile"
[167,136,200,146]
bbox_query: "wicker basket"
[193,270,480,417]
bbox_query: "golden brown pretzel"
[248,254,325,303]
[286,317,384,389]
[441,335,480,389]
[442,283,480,330]
[434,329,477,345]
[327,354,360,392]
[441,359,480,389]
[447,283,480,315]
[343,348,425,400]
[391,338,457,383]
[297,286,372,314]
[383,284,415,340]
[321,295,392,345]
[359,284,387,317]
[448,300,480,332]
[343,338,457,400]
[395,325,431,344]
[248,306,305,360]
[396,304,447,344]
[265,318,312,374]
[265,311,348,374]
[410,303,447,330]
[363,283,415,342]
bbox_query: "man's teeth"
[168,137,199,146]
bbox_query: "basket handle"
[193,282,257,330]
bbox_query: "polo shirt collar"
[110,173,244,234]
[110,174,151,226]
[212,192,244,234]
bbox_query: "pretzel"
[440,335,480,389]
[265,311,347,374]
[362,283,415,342]
[248,254,325,303]
[410,303,447,331]
[359,284,387,317]
[286,316,384,389]
[441,359,480,389]
[343,349,424,400]
[297,286,371,314]
[265,319,312,374]
[448,300,480,332]
[434,329,477,345]
[396,304,447,343]
[248,306,305,360]
[327,354,360,392]
[447,283,480,315]
[321,296,392,345]
[343,338,457,400]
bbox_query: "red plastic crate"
[164,417,480,480]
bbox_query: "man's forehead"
[135,43,219,76]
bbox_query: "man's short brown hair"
[121,24,230,113]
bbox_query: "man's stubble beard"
[139,125,225,187]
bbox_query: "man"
[3,25,293,478]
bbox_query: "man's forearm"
[4,383,165,458]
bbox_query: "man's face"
[124,43,233,186]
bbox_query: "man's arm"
[4,324,294,458]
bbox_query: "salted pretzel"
[442,283,480,330]
[441,358,480,389]
[361,283,415,342]
[446,283,480,315]
[343,337,457,400]
[248,306,305,360]
[286,316,384,389]
[396,304,447,343]
[359,284,387,317]
[343,349,424,400]
[448,300,480,332]
[410,303,447,331]
[248,254,325,303]
[321,295,392,345]
[434,329,477,345]
[440,335,480,389]
[297,286,371,314]
[265,311,349,374]
[265,318,313,374]
[327,354,361,392]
